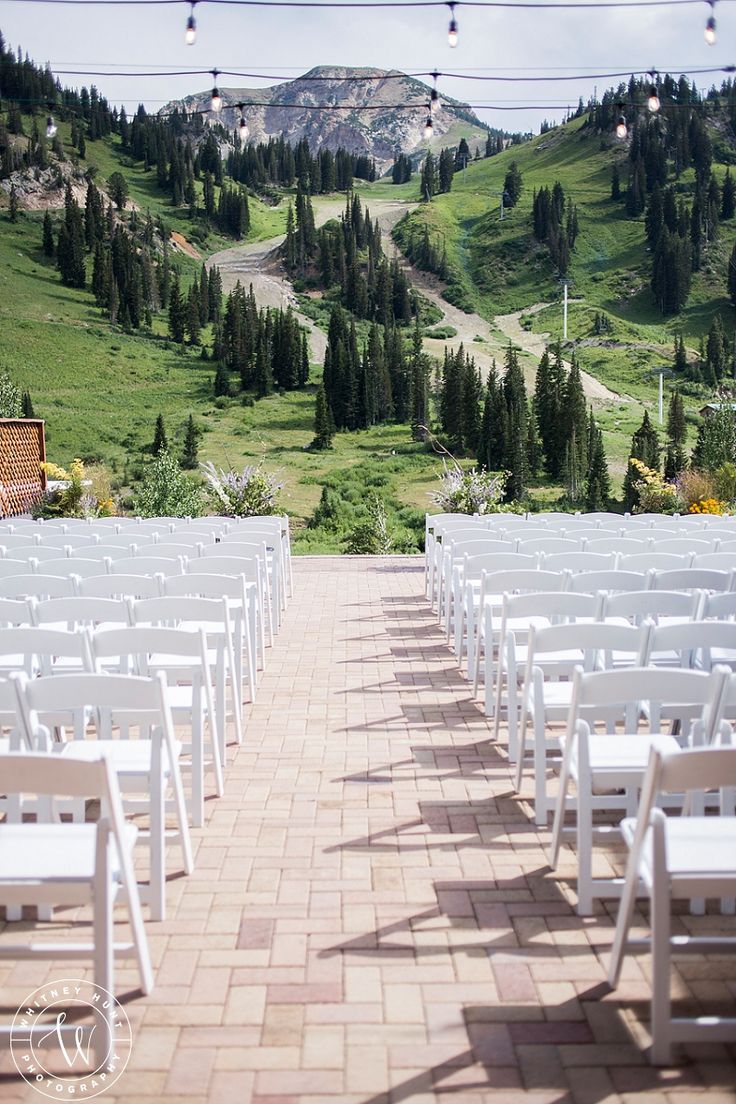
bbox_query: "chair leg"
[92,843,114,1068]
[533,714,549,827]
[549,734,574,871]
[149,760,165,922]
[608,852,642,989]
[650,855,674,1064]
[576,754,594,916]
[169,756,194,877]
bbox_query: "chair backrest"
[583,538,649,556]
[129,594,231,632]
[163,572,246,601]
[0,749,125,807]
[701,591,736,621]
[38,557,107,579]
[601,589,699,625]
[33,596,131,630]
[655,538,716,556]
[502,590,598,623]
[542,552,618,573]
[89,624,207,668]
[156,531,214,548]
[714,539,736,555]
[580,512,626,525]
[650,568,731,593]
[77,573,163,599]
[200,540,266,561]
[67,543,138,561]
[645,620,736,670]
[0,574,77,600]
[0,625,91,675]
[110,556,185,576]
[144,543,198,559]
[567,570,648,595]
[16,670,174,745]
[192,556,261,583]
[448,539,513,563]
[636,744,736,834]
[22,546,70,562]
[54,533,99,549]
[0,597,34,627]
[527,620,647,668]
[462,549,522,580]
[481,568,566,597]
[617,553,692,573]
[568,664,722,735]
[516,538,581,557]
[0,559,31,578]
[0,533,39,550]
[694,552,736,573]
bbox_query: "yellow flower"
[40,461,69,480]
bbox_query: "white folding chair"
[516,537,581,558]
[452,547,518,663]
[567,570,649,596]
[493,591,600,764]
[650,568,732,594]
[0,559,31,578]
[656,538,716,557]
[0,751,154,1049]
[197,554,270,661]
[701,592,736,621]
[0,574,78,600]
[600,589,700,628]
[548,666,725,914]
[608,744,736,1064]
[37,557,108,578]
[618,553,693,573]
[77,573,163,599]
[583,538,648,557]
[0,596,34,627]
[517,621,648,826]
[695,552,736,575]
[131,593,244,751]
[110,556,186,577]
[15,671,193,921]
[644,620,736,673]
[89,625,223,828]
[541,551,618,573]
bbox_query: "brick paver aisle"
[2,556,735,1103]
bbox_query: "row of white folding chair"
[469,569,736,716]
[0,747,154,1062]
[515,619,736,832]
[0,620,223,832]
[459,557,736,678]
[546,666,736,920]
[606,743,736,1065]
[2,667,193,923]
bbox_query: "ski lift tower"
[498,190,511,221]
[646,365,675,426]
[556,273,573,342]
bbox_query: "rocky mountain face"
[164,67,488,165]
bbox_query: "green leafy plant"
[34,458,116,519]
[0,370,21,417]
[343,495,394,554]
[136,449,203,518]
[428,460,510,515]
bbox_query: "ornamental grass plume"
[428,459,509,515]
[200,460,283,517]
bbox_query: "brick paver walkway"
[2,556,736,1103]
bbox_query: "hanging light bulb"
[424,107,434,141]
[236,103,248,141]
[185,2,197,45]
[615,104,627,139]
[45,114,57,139]
[430,70,439,109]
[210,70,222,113]
[705,0,716,44]
[447,2,458,47]
[647,70,660,113]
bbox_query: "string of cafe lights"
[2,0,734,49]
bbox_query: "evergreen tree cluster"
[533,344,595,501]
[286,190,415,326]
[399,223,448,280]
[321,305,416,431]
[531,181,579,274]
[391,153,412,184]
[215,281,309,396]
[167,262,223,346]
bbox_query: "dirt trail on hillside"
[208,197,625,404]
[494,303,628,402]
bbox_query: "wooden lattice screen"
[0,419,47,518]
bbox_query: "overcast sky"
[0,0,734,133]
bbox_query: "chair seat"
[621,816,736,885]
[58,739,182,775]
[570,733,680,776]
[0,822,136,883]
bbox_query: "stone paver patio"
[1,555,736,1103]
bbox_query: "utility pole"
[563,279,569,342]
[498,192,506,221]
[659,369,664,426]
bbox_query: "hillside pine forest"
[2,35,736,548]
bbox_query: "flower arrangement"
[688,497,726,515]
[200,460,283,517]
[34,458,116,519]
[628,458,682,515]
[428,460,510,515]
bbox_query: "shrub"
[34,458,116,519]
[343,495,393,555]
[136,449,203,518]
[713,462,736,507]
[0,370,21,417]
[200,460,282,517]
[628,458,682,515]
[428,461,509,515]
[676,468,715,511]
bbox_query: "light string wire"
[17,65,736,81]
[1,0,732,8]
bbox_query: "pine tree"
[168,273,186,344]
[623,410,660,509]
[503,162,523,207]
[312,384,334,449]
[21,391,35,418]
[585,409,610,510]
[477,363,505,472]
[213,361,230,397]
[152,413,168,455]
[722,169,736,220]
[186,284,201,346]
[502,343,528,500]
[611,163,621,201]
[563,357,588,499]
[42,210,54,256]
[181,414,199,469]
